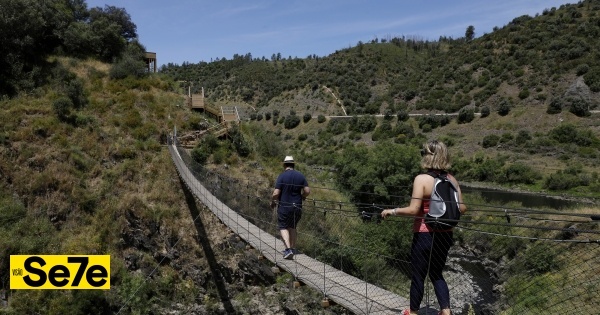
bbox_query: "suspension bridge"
[167,138,600,314]
[169,142,409,314]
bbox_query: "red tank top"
[413,199,453,233]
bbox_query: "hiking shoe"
[283,248,294,260]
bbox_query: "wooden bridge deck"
[169,144,409,314]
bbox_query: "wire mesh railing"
[169,137,600,315]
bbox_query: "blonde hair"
[420,140,451,171]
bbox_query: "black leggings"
[409,231,454,312]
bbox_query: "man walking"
[271,156,310,260]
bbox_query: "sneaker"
[283,248,294,260]
[291,248,300,255]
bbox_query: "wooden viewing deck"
[189,93,239,124]
[169,143,409,314]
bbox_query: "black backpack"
[424,171,461,230]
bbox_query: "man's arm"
[301,186,310,200]
[271,188,281,209]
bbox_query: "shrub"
[53,97,74,121]
[229,126,251,157]
[500,132,514,144]
[65,78,89,109]
[497,99,511,116]
[284,114,300,129]
[394,123,415,139]
[372,121,393,141]
[480,106,490,118]
[549,123,597,146]
[109,55,148,80]
[317,115,326,123]
[109,41,148,79]
[543,171,582,190]
[517,244,559,275]
[546,97,563,114]
[515,130,532,146]
[583,66,600,92]
[349,116,377,133]
[303,113,312,123]
[457,107,475,124]
[518,88,530,100]
[397,110,409,122]
[482,134,500,148]
[191,146,210,165]
[568,98,591,117]
[500,163,540,185]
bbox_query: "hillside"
[0,58,349,314]
[164,0,600,197]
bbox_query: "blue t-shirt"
[275,169,308,212]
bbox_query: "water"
[462,186,588,210]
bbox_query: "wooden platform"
[169,144,409,314]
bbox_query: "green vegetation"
[0,0,144,98]
[2,0,600,313]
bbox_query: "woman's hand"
[381,209,395,219]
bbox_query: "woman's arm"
[381,175,426,219]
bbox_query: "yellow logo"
[10,255,110,289]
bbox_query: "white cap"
[283,156,295,163]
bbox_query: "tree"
[457,107,475,124]
[0,0,71,96]
[568,98,591,117]
[334,142,421,205]
[284,114,300,129]
[547,98,563,114]
[465,25,475,42]
[482,134,500,148]
[109,40,148,79]
[89,5,137,40]
[480,106,491,118]
[497,99,512,116]
[303,113,312,123]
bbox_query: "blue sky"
[86,0,576,66]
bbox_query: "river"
[461,185,596,210]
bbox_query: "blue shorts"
[278,208,302,229]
